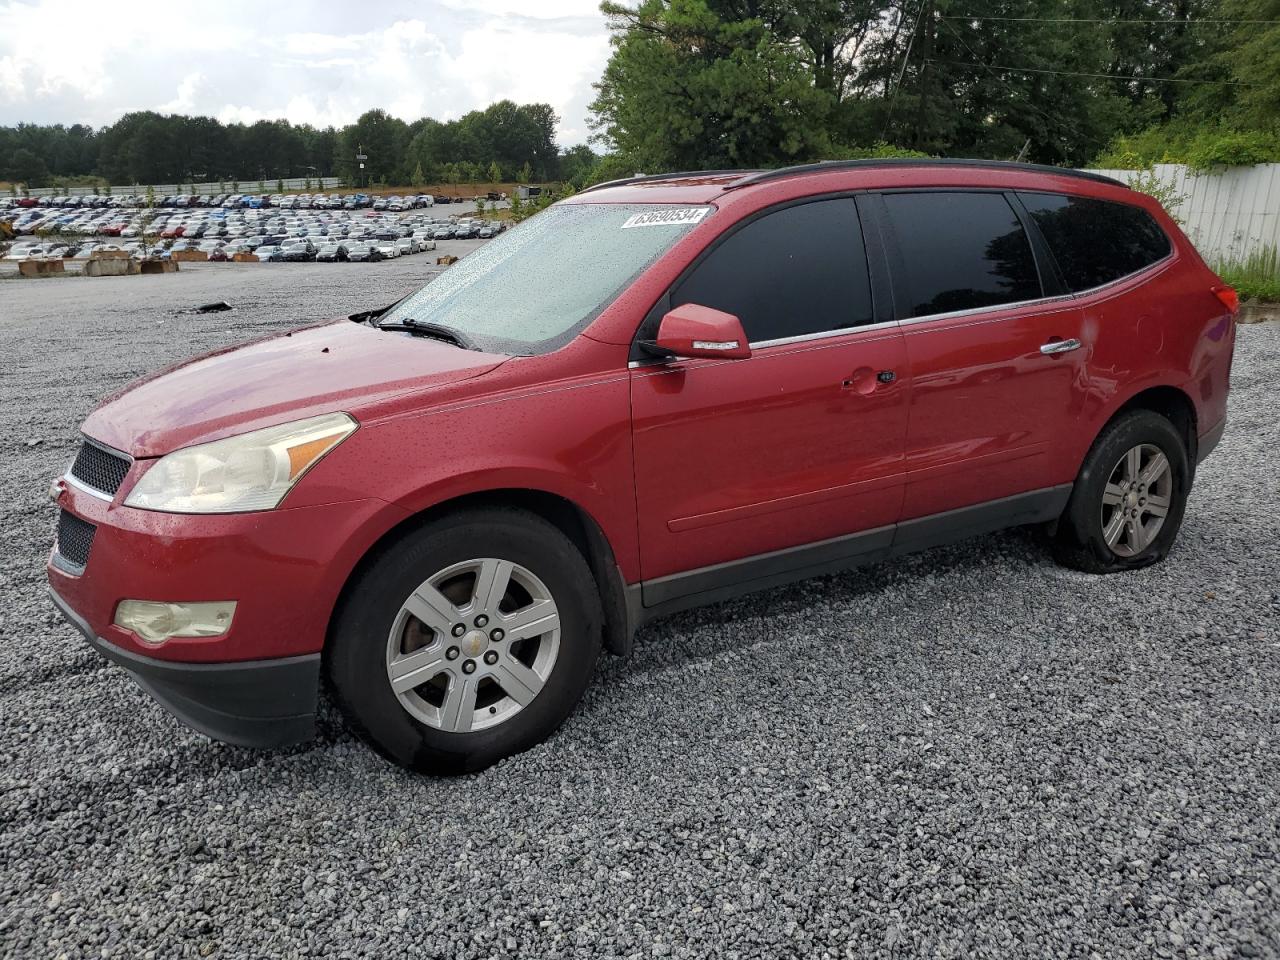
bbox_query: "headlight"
[124,413,356,513]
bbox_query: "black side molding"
[632,484,1072,629]
[894,484,1072,554]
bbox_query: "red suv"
[48,160,1236,773]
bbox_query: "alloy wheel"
[1100,443,1173,557]
[385,558,560,733]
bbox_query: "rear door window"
[881,192,1042,318]
[1017,192,1172,292]
[672,198,874,343]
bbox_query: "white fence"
[1087,163,1280,266]
[24,176,344,198]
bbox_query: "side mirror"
[646,303,751,361]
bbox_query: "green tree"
[1182,0,1280,128]
[890,0,1135,163]
[1092,0,1280,167]
[590,0,838,169]
[518,161,533,184]
[7,147,50,187]
[2,99,566,190]
[412,160,425,186]
[559,144,598,187]
[337,109,410,186]
[487,160,503,183]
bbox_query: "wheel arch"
[1110,384,1199,467]
[327,488,635,659]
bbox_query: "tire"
[1051,409,1190,574]
[326,507,603,774]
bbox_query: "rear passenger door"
[630,197,908,599]
[875,190,1088,524]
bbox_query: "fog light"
[114,600,237,645]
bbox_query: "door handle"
[1040,338,1082,355]
[842,368,895,394]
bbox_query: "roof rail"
[578,169,762,195]
[722,158,1127,191]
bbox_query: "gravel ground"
[1,259,1277,960]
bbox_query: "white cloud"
[436,0,602,19]
[159,74,203,114]
[0,1,612,144]
[281,32,363,56]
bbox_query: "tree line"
[5,1,1278,192]
[0,100,600,189]
[588,0,1280,174]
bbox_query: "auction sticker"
[621,207,711,229]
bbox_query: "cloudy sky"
[0,0,613,144]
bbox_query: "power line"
[936,19,1091,146]
[882,0,928,137]
[940,15,1280,25]
[925,59,1262,86]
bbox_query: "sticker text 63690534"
[620,207,711,229]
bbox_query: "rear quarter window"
[1017,192,1172,292]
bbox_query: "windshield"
[380,202,712,355]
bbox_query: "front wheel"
[326,508,602,774]
[1051,409,1190,574]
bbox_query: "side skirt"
[628,484,1072,631]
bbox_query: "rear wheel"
[1051,409,1190,573]
[327,508,602,774]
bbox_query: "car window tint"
[672,198,873,342]
[881,192,1042,318]
[1017,192,1172,291]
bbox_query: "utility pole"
[355,144,368,189]
[913,0,935,152]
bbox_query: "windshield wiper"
[376,318,475,350]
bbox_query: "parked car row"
[1,203,503,264]
[1,190,505,214]
[1,192,391,211]
[2,203,501,240]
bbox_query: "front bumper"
[48,474,396,663]
[50,588,320,747]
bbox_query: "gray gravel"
[1,259,1277,959]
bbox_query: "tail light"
[1213,285,1239,316]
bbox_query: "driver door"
[629,197,909,605]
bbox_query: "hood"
[82,319,508,457]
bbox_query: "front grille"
[57,510,96,568]
[70,440,131,496]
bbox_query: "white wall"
[1087,163,1280,265]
